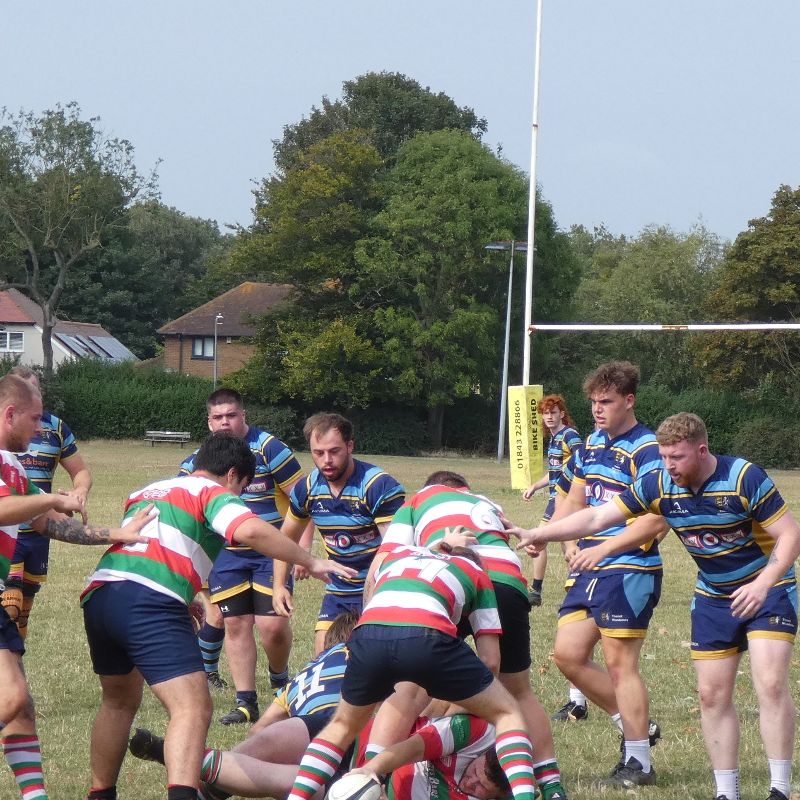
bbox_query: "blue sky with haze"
[4,1,798,240]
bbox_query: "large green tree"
[58,201,227,358]
[273,71,486,172]
[693,184,800,389]
[0,103,154,375]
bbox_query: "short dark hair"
[583,361,640,398]
[483,748,512,797]
[207,388,244,412]
[424,471,469,489]
[303,412,354,443]
[193,432,255,485]
[323,609,360,649]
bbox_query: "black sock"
[87,787,117,800]
[532,579,544,592]
[167,785,198,800]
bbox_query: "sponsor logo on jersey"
[682,529,745,549]
[671,501,689,515]
[589,483,622,504]
[142,488,170,500]
[312,501,328,513]
[246,480,267,494]
[324,531,378,549]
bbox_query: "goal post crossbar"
[528,323,800,332]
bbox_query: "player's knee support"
[1,587,23,621]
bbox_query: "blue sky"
[3,1,798,240]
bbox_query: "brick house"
[157,281,292,379]
[0,288,137,366]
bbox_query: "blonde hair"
[0,374,37,411]
[656,412,708,446]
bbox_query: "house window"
[0,332,23,352]
[191,336,214,359]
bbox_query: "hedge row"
[37,361,800,468]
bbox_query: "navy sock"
[168,785,198,800]
[197,622,225,673]
[235,690,257,706]
[532,579,544,592]
[87,788,117,800]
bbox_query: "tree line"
[1,75,800,450]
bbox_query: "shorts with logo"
[209,547,293,617]
[458,582,531,673]
[7,532,50,595]
[690,583,798,659]
[0,606,24,655]
[83,580,203,684]
[342,624,493,706]
[558,570,662,638]
[316,592,364,633]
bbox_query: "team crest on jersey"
[614,452,626,467]
[715,496,729,509]
[600,611,610,622]
[470,500,502,530]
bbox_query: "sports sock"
[623,739,650,771]
[269,666,289,688]
[495,730,537,800]
[17,597,34,640]
[532,758,561,789]
[198,782,231,800]
[532,579,544,592]
[363,743,385,762]
[713,768,740,800]
[610,712,624,734]
[3,734,47,799]
[197,622,225,674]
[200,749,223,784]
[235,690,257,707]
[167,785,198,800]
[568,686,587,706]
[768,759,791,796]
[86,788,117,800]
[288,738,346,800]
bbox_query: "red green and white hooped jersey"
[381,485,527,598]
[81,476,258,606]
[360,545,500,638]
[0,450,41,582]
[388,714,495,800]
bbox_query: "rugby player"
[272,413,404,654]
[515,412,800,800]
[369,471,567,800]
[286,545,539,800]
[1,365,92,639]
[0,373,152,800]
[520,362,668,787]
[82,432,354,800]
[180,388,312,722]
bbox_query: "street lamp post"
[213,313,224,388]
[485,241,528,461]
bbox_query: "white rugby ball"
[326,772,382,800]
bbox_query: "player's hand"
[568,546,605,572]
[522,485,537,501]
[729,579,769,619]
[52,492,88,524]
[308,557,357,584]
[188,600,205,633]
[562,543,579,563]
[440,526,477,550]
[272,584,294,617]
[293,563,310,581]
[509,525,544,549]
[66,486,89,520]
[109,504,156,543]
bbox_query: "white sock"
[713,768,739,800]
[364,743,385,762]
[610,712,624,734]
[568,687,587,706]
[768,759,791,796]
[624,739,651,772]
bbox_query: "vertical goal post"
[507,321,800,488]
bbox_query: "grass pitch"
[7,440,800,799]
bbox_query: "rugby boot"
[128,728,165,764]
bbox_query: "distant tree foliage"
[0,102,155,376]
[692,184,800,389]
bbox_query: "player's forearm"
[754,529,800,589]
[70,468,93,494]
[272,517,309,583]
[365,734,427,777]
[535,505,614,543]
[591,514,667,556]
[236,519,316,569]
[0,494,59,526]
[36,514,115,545]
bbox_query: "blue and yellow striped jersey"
[558,422,663,573]
[616,455,793,597]
[275,642,348,717]
[179,427,302,543]
[289,459,405,596]
[547,426,582,498]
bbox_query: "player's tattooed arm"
[41,516,113,544]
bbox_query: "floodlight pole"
[213,312,224,388]
[499,241,516,461]
[523,0,544,386]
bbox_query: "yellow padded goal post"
[507,384,545,490]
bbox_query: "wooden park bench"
[144,430,192,447]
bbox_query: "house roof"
[158,281,293,337]
[0,288,137,362]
